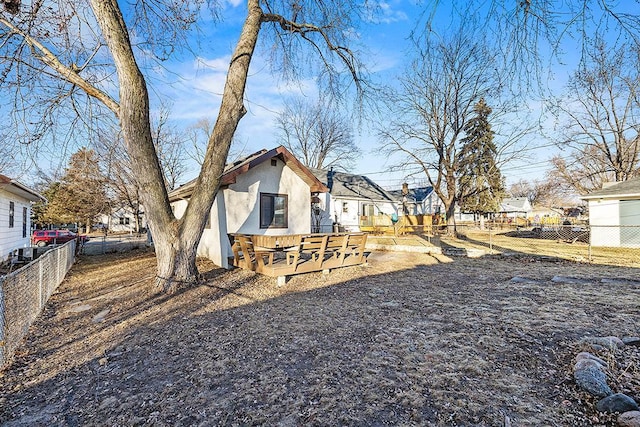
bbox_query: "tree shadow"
[2,250,640,425]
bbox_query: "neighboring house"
[529,206,564,225]
[99,206,146,233]
[388,183,444,216]
[0,174,46,262]
[582,178,640,247]
[169,146,327,268]
[498,197,533,220]
[310,168,398,232]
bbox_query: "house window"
[260,193,288,228]
[119,217,130,225]
[9,201,14,228]
[362,203,375,216]
[22,207,27,238]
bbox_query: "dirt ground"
[0,248,639,426]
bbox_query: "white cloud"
[365,0,409,24]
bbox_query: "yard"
[0,248,639,426]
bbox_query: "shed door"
[619,200,640,246]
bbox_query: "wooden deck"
[229,233,368,283]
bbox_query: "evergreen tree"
[458,98,505,215]
[44,148,109,232]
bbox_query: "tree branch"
[0,17,119,114]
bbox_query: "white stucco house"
[169,146,327,268]
[582,178,640,248]
[309,168,398,233]
[0,174,46,262]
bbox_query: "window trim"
[22,206,27,238]
[9,201,14,228]
[260,193,288,229]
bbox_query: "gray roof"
[0,174,46,202]
[388,186,434,203]
[500,197,531,212]
[310,168,395,202]
[582,177,640,200]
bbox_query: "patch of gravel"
[0,250,638,426]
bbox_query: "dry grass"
[0,249,639,426]
[449,229,640,268]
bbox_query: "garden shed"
[582,178,640,248]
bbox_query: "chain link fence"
[0,240,76,368]
[448,223,640,267]
[80,234,148,255]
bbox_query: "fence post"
[587,224,593,262]
[0,278,5,368]
[39,257,44,308]
[489,225,493,254]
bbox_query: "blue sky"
[143,0,575,192]
[3,0,608,192]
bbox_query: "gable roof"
[169,146,327,202]
[0,174,46,202]
[388,186,434,203]
[500,197,532,212]
[581,177,640,200]
[310,168,395,202]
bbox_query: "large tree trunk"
[90,0,263,293]
[445,201,456,235]
[153,227,199,293]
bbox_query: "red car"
[31,230,89,247]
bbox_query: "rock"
[92,309,111,323]
[67,304,92,313]
[596,393,640,413]
[580,336,625,349]
[601,278,640,285]
[618,411,640,427]
[510,276,538,283]
[380,301,400,308]
[574,358,604,372]
[551,276,593,284]
[99,396,118,410]
[465,248,485,258]
[574,365,613,397]
[622,337,640,347]
[575,352,607,367]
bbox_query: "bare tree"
[276,96,360,170]
[95,129,144,234]
[550,40,640,194]
[378,29,522,230]
[0,132,17,174]
[186,118,247,167]
[508,178,571,208]
[185,118,215,168]
[1,0,366,292]
[151,105,187,191]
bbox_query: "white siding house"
[388,184,444,216]
[310,168,398,233]
[498,198,533,220]
[0,174,46,262]
[582,178,640,248]
[99,206,146,233]
[169,146,327,268]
